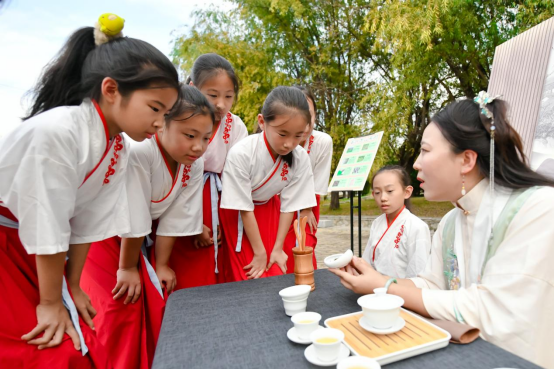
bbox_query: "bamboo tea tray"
[324,309,451,365]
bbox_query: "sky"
[0,0,231,138]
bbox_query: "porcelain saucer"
[359,316,405,335]
[304,343,350,366]
[287,326,324,344]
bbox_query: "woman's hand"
[22,301,81,351]
[193,225,213,249]
[267,249,288,274]
[70,285,96,330]
[300,208,318,234]
[244,250,267,279]
[113,267,141,304]
[328,256,387,294]
[156,264,177,294]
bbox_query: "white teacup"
[279,285,311,301]
[282,297,308,316]
[310,328,344,362]
[357,294,404,329]
[291,312,321,340]
[337,356,381,369]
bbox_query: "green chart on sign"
[327,131,383,192]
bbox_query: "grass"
[319,196,454,218]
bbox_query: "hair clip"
[473,91,501,120]
[94,13,125,46]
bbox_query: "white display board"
[327,131,383,192]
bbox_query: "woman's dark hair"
[293,85,317,127]
[165,85,216,124]
[371,165,413,211]
[24,27,179,120]
[432,99,554,189]
[185,53,240,96]
[261,86,311,167]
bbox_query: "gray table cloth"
[153,269,541,369]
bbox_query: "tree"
[361,0,554,194]
[172,0,554,200]
[173,0,384,209]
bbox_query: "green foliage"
[171,0,554,197]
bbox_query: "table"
[153,270,541,369]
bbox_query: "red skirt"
[170,178,225,290]
[219,195,284,282]
[283,194,321,273]
[0,207,111,369]
[80,237,165,369]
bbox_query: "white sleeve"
[410,213,450,290]
[220,146,254,211]
[120,145,153,238]
[0,122,79,255]
[403,219,431,278]
[422,188,554,367]
[280,150,317,213]
[231,115,249,145]
[313,135,333,195]
[156,159,204,236]
[420,189,554,367]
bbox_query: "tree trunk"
[329,191,340,210]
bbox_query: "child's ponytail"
[25,19,179,120]
[25,27,96,119]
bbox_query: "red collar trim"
[263,131,276,163]
[80,100,116,187]
[252,158,282,193]
[209,119,221,144]
[153,132,181,202]
[151,164,182,203]
[372,206,405,262]
[155,132,176,181]
[92,99,110,148]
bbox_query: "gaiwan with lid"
[357,292,404,330]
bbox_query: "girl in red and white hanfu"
[80,86,213,369]
[283,86,333,272]
[220,86,317,282]
[361,166,431,278]
[0,20,179,368]
[170,54,248,289]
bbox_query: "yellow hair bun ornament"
[94,13,125,46]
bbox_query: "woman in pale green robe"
[331,98,554,368]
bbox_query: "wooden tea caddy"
[292,216,315,291]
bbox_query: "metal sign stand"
[349,191,363,257]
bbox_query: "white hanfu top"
[303,130,333,195]
[410,179,554,368]
[362,208,431,278]
[203,112,248,174]
[0,99,130,255]
[220,132,317,213]
[121,133,204,238]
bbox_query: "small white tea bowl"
[291,312,322,340]
[323,249,353,269]
[310,328,345,362]
[357,294,404,329]
[279,285,311,301]
[282,297,308,316]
